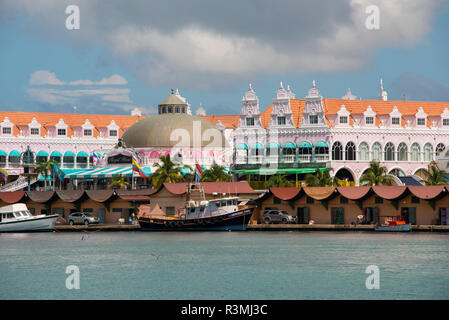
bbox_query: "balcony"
[281,155,295,163]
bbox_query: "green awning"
[64,151,75,157]
[0,150,7,156]
[266,142,280,149]
[282,142,296,148]
[236,143,248,150]
[77,151,89,157]
[50,151,62,157]
[36,150,48,157]
[315,141,328,147]
[9,150,20,156]
[231,168,328,175]
[298,141,312,148]
[251,142,264,149]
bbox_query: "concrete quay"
[53,223,449,232]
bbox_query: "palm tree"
[359,161,395,186]
[422,163,449,185]
[267,174,291,188]
[305,169,335,187]
[108,174,130,189]
[151,155,183,189]
[201,164,231,182]
[35,158,58,190]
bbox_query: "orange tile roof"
[199,115,240,129]
[0,111,146,137]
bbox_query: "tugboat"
[374,215,411,232]
[0,203,58,232]
[138,183,255,231]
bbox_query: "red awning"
[337,187,371,200]
[270,187,301,200]
[164,183,188,195]
[202,182,257,194]
[85,190,115,202]
[372,186,407,200]
[26,191,56,203]
[0,191,26,204]
[303,187,336,200]
[408,186,445,199]
[119,195,151,201]
[56,190,85,202]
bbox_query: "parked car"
[263,208,297,224]
[68,212,100,226]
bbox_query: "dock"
[53,223,449,232]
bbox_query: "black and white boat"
[138,183,255,231]
[0,203,58,232]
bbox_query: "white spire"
[280,81,284,89]
[379,78,388,101]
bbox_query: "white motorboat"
[0,203,58,232]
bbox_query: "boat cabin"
[185,197,240,219]
[0,203,33,223]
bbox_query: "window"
[339,116,348,124]
[417,118,426,126]
[423,143,433,161]
[384,142,395,161]
[277,116,286,125]
[443,119,449,126]
[365,117,374,125]
[397,143,408,161]
[392,117,400,125]
[165,206,175,216]
[332,142,343,160]
[436,143,445,157]
[246,118,254,126]
[30,128,39,135]
[168,106,173,113]
[273,197,281,204]
[375,197,383,204]
[309,115,318,124]
[162,106,166,113]
[83,129,92,136]
[411,196,420,204]
[2,127,11,134]
[345,142,356,161]
[57,129,66,136]
[306,197,314,204]
[410,143,420,161]
[372,142,382,161]
[175,106,180,113]
[109,130,118,137]
[340,197,348,204]
[358,142,369,161]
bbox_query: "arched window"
[436,143,445,157]
[345,142,356,161]
[372,142,382,161]
[168,106,173,113]
[358,142,369,161]
[332,142,343,160]
[410,143,420,162]
[397,142,408,161]
[423,143,433,161]
[384,142,395,161]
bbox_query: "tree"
[266,174,291,188]
[359,161,395,186]
[151,155,183,189]
[305,169,335,187]
[201,164,231,182]
[35,158,59,190]
[108,174,130,189]
[422,163,449,185]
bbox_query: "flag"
[132,158,147,178]
[133,150,143,162]
[53,163,65,182]
[195,171,201,182]
[0,168,8,182]
[92,152,99,163]
[195,163,203,174]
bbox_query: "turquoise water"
[1,231,448,300]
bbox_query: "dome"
[122,113,227,148]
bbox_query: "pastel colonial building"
[232,81,449,185]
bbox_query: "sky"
[0,0,448,116]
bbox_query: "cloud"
[26,70,138,114]
[1,0,443,88]
[29,70,65,85]
[69,74,127,86]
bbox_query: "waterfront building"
[232,81,449,185]
[256,186,449,225]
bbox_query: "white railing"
[236,156,248,164]
[298,155,311,162]
[0,174,41,192]
[282,155,295,163]
[248,156,263,164]
[314,155,329,162]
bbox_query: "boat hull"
[374,224,411,232]
[138,207,255,231]
[0,215,59,233]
